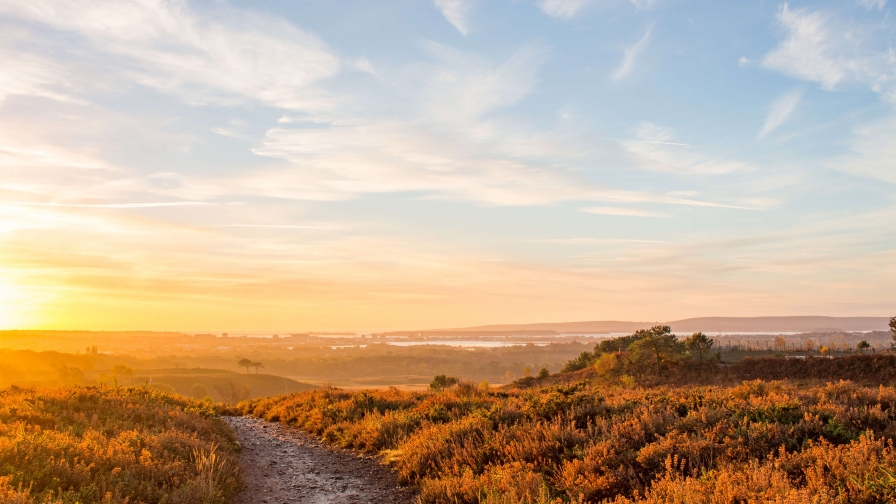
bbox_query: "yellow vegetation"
[0,386,241,504]
[239,379,896,503]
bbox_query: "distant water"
[314,331,855,350]
[387,340,552,348]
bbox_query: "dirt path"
[224,416,417,504]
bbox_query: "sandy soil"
[224,416,416,504]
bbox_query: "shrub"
[0,386,241,504]
[430,375,459,391]
[560,352,596,373]
[238,375,896,503]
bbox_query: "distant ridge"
[438,321,653,334]
[436,316,890,334]
[666,316,889,333]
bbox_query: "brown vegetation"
[533,354,896,390]
[237,354,896,503]
[0,386,241,503]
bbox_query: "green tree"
[237,358,252,374]
[429,374,458,391]
[685,332,714,361]
[560,351,597,373]
[537,368,550,379]
[627,325,685,374]
[593,352,622,378]
[595,334,643,354]
[857,340,871,353]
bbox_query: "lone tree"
[251,361,264,374]
[429,374,458,391]
[237,358,252,374]
[685,332,714,361]
[628,325,686,373]
[857,340,871,353]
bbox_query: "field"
[0,386,241,504]
[238,355,896,503]
[0,350,316,403]
[131,369,317,402]
[0,342,591,390]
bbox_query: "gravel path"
[224,416,417,504]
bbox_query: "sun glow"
[0,277,33,329]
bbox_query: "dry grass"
[238,376,896,503]
[0,385,241,504]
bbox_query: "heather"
[238,362,896,503]
[0,386,241,504]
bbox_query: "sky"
[0,0,894,331]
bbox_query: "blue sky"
[0,0,894,330]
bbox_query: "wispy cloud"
[348,57,377,76]
[522,237,667,244]
[539,0,658,19]
[858,0,887,10]
[621,122,755,176]
[831,116,896,184]
[539,0,589,19]
[761,4,896,101]
[0,0,341,112]
[18,201,212,209]
[433,0,474,35]
[415,43,550,122]
[580,206,671,217]
[0,46,86,105]
[215,224,335,230]
[758,89,803,139]
[613,25,653,81]
[762,6,845,90]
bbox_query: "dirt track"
[224,416,416,504]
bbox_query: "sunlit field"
[238,374,896,503]
[0,386,240,504]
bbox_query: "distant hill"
[436,316,890,335]
[666,316,889,333]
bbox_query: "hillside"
[133,368,316,402]
[239,371,896,503]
